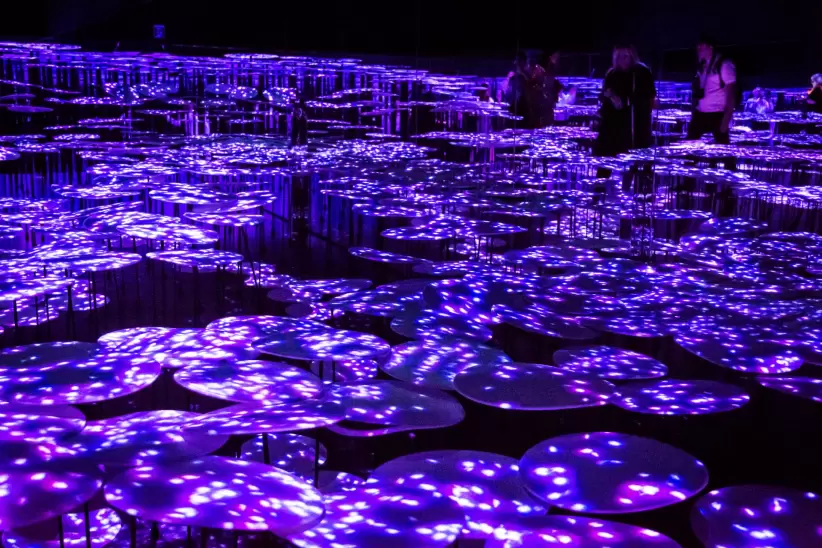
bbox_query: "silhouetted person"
[477,85,494,133]
[805,73,822,114]
[688,36,737,144]
[530,49,564,127]
[291,97,308,147]
[745,88,774,114]
[503,52,532,126]
[595,45,655,156]
[558,85,578,106]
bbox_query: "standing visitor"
[744,88,775,114]
[595,45,655,156]
[687,36,737,144]
[291,96,308,148]
[530,49,564,128]
[805,73,822,114]
[477,85,495,133]
[503,53,532,126]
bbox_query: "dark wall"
[45,0,153,41]
[0,1,48,39]
[2,0,818,86]
[610,1,817,86]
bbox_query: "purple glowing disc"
[349,247,423,264]
[758,376,822,403]
[308,358,378,383]
[241,433,327,480]
[317,471,365,494]
[675,319,802,374]
[423,278,511,322]
[205,315,330,340]
[0,353,161,405]
[98,327,259,369]
[381,225,456,241]
[255,329,391,361]
[331,380,464,429]
[50,250,142,274]
[0,404,85,443]
[568,271,649,296]
[552,345,668,380]
[97,326,179,352]
[454,363,615,411]
[2,507,122,548]
[267,286,321,304]
[244,271,294,289]
[354,203,431,219]
[459,219,526,238]
[369,450,545,523]
[783,326,822,366]
[502,249,576,272]
[691,485,822,548]
[146,249,243,268]
[61,410,228,467]
[53,184,139,200]
[390,309,493,342]
[286,302,346,321]
[382,338,512,390]
[329,286,426,317]
[0,441,103,530]
[8,105,52,114]
[721,298,810,323]
[184,211,264,227]
[104,456,325,534]
[288,278,373,296]
[182,394,347,436]
[174,360,323,404]
[481,515,681,547]
[525,291,626,317]
[0,341,98,368]
[583,307,695,338]
[494,304,597,340]
[0,224,22,242]
[613,379,750,415]
[326,422,438,438]
[0,147,21,162]
[520,432,709,513]
[149,188,234,207]
[289,484,465,548]
[118,223,218,246]
[699,217,768,236]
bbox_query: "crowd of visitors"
[492,35,821,157]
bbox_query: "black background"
[3,1,820,87]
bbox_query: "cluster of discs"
[0,41,819,547]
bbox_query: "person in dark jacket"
[595,45,656,156]
[291,97,308,147]
[530,49,564,127]
[503,52,532,125]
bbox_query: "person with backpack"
[687,35,737,145]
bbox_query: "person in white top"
[744,88,775,115]
[687,36,737,144]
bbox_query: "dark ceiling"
[2,0,818,85]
